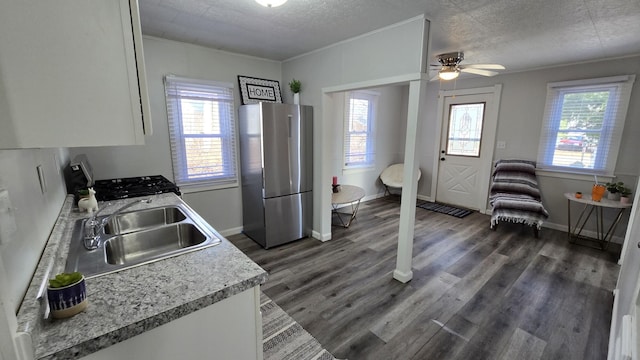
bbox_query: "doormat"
[417,201,473,218]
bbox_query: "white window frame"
[164,75,239,192]
[537,75,635,176]
[343,90,379,169]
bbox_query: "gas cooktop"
[92,175,180,201]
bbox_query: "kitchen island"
[16,193,267,360]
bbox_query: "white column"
[318,93,334,241]
[393,78,427,283]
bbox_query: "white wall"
[331,85,408,197]
[282,16,429,238]
[71,16,427,241]
[0,148,68,359]
[418,55,640,237]
[0,148,68,311]
[70,36,282,234]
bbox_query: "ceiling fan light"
[255,0,288,7]
[438,67,460,81]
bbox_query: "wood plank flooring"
[227,196,621,360]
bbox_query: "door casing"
[430,85,502,213]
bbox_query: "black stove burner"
[93,175,180,201]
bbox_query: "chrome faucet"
[83,198,152,250]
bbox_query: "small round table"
[331,185,365,228]
[564,192,632,249]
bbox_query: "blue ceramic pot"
[47,276,88,319]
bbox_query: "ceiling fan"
[430,51,505,81]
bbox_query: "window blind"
[537,75,635,176]
[343,91,378,168]
[164,75,238,188]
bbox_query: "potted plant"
[47,272,88,319]
[289,78,301,104]
[605,181,625,200]
[620,187,632,204]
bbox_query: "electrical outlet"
[496,141,506,149]
[37,165,47,194]
[0,188,18,245]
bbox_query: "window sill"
[343,166,375,174]
[535,169,614,183]
[179,182,239,194]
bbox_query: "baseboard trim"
[332,192,386,210]
[541,221,624,244]
[221,210,623,245]
[480,212,624,244]
[393,269,413,283]
[312,230,331,242]
[608,288,620,360]
[217,226,332,243]
[218,226,243,237]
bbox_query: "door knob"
[440,157,445,161]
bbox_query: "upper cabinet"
[0,0,152,148]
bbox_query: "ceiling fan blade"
[460,64,505,70]
[461,68,499,77]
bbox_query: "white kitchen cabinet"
[80,287,263,360]
[0,0,151,149]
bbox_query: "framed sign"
[237,76,282,105]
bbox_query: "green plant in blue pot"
[47,272,87,319]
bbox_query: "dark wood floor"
[228,196,621,360]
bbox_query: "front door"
[435,90,498,211]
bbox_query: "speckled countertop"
[16,193,267,359]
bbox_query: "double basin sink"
[65,203,221,278]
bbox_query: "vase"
[591,184,606,202]
[607,192,620,201]
[293,93,300,105]
[47,276,88,319]
[621,196,631,204]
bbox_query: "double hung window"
[537,75,635,175]
[343,91,378,168]
[164,75,238,189]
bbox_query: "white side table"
[564,192,632,249]
[331,185,365,228]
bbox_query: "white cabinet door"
[81,287,262,360]
[0,0,151,148]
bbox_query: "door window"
[445,102,486,157]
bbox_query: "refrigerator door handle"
[288,114,292,138]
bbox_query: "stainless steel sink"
[105,223,207,265]
[65,204,221,278]
[104,206,187,235]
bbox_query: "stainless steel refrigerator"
[239,103,313,249]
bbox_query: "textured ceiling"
[140,0,640,74]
